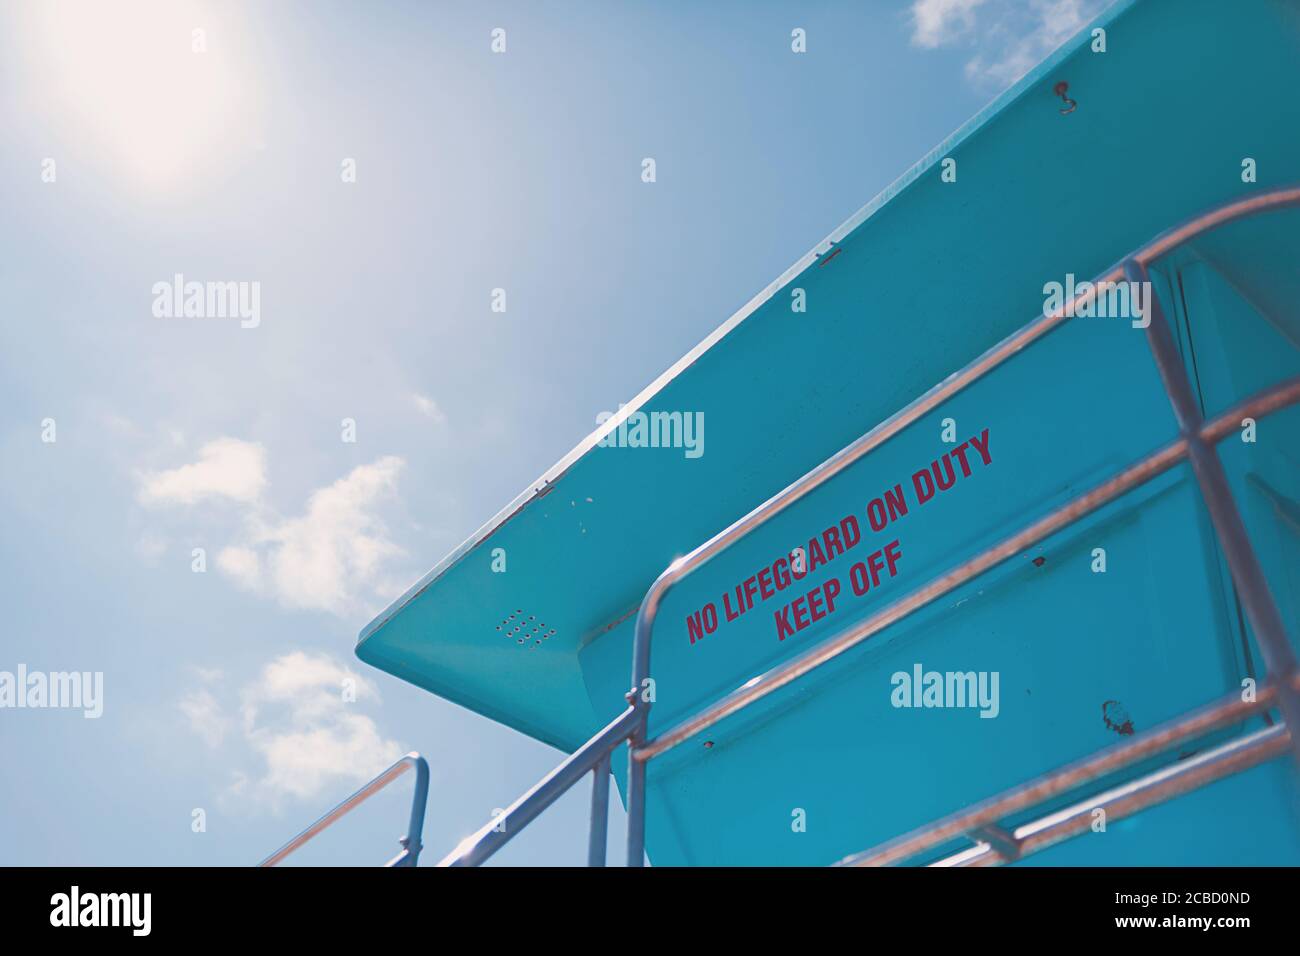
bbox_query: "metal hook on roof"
[1054,81,1077,114]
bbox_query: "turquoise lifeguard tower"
[264,0,1300,867]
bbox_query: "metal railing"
[438,185,1300,867]
[260,752,430,867]
[838,673,1300,866]
[437,708,636,866]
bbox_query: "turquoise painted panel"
[580,294,1272,864]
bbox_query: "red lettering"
[775,580,845,640]
[913,468,935,505]
[884,483,908,522]
[792,596,810,631]
[791,548,807,579]
[688,604,719,644]
[884,539,902,577]
[722,589,740,622]
[849,560,870,596]
[808,586,826,623]
[821,525,844,561]
[774,605,795,641]
[950,441,973,477]
[868,548,886,587]
[866,496,888,531]
[806,536,826,572]
[823,577,841,614]
[933,455,956,491]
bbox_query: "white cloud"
[180,687,232,748]
[219,456,407,617]
[240,652,403,806]
[411,393,447,424]
[911,0,989,48]
[216,545,261,588]
[967,0,1097,86]
[180,651,405,809]
[139,437,267,505]
[135,431,409,617]
[912,0,1108,89]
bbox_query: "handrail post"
[587,752,611,867]
[625,624,650,867]
[626,571,668,867]
[625,736,647,867]
[390,755,431,867]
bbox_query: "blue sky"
[0,0,1108,865]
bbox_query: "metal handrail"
[259,752,430,867]
[622,185,1300,864]
[839,673,1300,866]
[940,723,1290,866]
[631,379,1300,764]
[433,185,1300,869]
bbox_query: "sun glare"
[19,0,266,196]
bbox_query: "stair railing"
[259,752,430,867]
